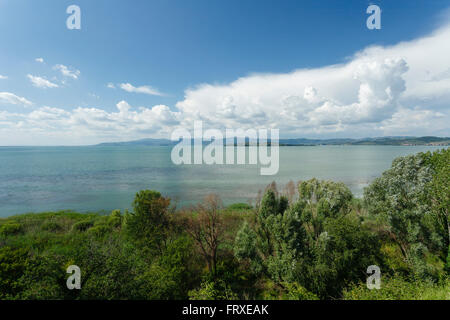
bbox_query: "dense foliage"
[0,149,448,300]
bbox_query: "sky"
[0,0,449,145]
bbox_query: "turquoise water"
[0,145,445,217]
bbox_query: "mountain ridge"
[96,136,450,146]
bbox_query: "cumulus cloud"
[27,74,59,89]
[175,58,408,135]
[0,75,7,80]
[35,58,44,63]
[107,83,116,89]
[0,101,180,145]
[0,92,32,106]
[175,22,450,137]
[53,64,80,79]
[119,83,164,96]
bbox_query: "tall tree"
[126,190,171,254]
[364,150,448,278]
[185,194,224,276]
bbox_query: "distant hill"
[346,136,450,146]
[96,136,450,147]
[280,136,450,146]
[96,138,176,146]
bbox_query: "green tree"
[235,180,377,298]
[295,214,381,298]
[235,187,305,282]
[364,150,447,278]
[126,190,171,254]
[73,234,150,300]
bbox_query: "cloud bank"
[175,24,450,137]
[0,101,180,145]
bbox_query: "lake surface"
[0,145,445,217]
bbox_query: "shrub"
[0,247,28,299]
[108,210,123,228]
[111,209,121,217]
[189,279,238,300]
[71,220,93,232]
[87,224,111,237]
[343,275,450,300]
[0,223,22,237]
[227,203,253,211]
[40,221,62,232]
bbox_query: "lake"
[0,145,445,217]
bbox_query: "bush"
[108,210,122,228]
[189,280,238,300]
[15,253,67,300]
[40,221,62,232]
[87,224,111,237]
[0,223,22,236]
[227,203,253,211]
[343,275,450,300]
[0,247,28,299]
[111,209,121,218]
[380,242,409,275]
[71,220,93,232]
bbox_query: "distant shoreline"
[1,143,449,148]
[94,136,450,147]
[1,136,449,148]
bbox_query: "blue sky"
[0,0,449,145]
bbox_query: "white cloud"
[175,22,450,137]
[0,101,180,145]
[119,83,164,96]
[107,83,116,89]
[380,108,447,136]
[0,75,7,80]
[0,92,32,106]
[35,58,44,63]
[53,64,80,79]
[27,74,59,89]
